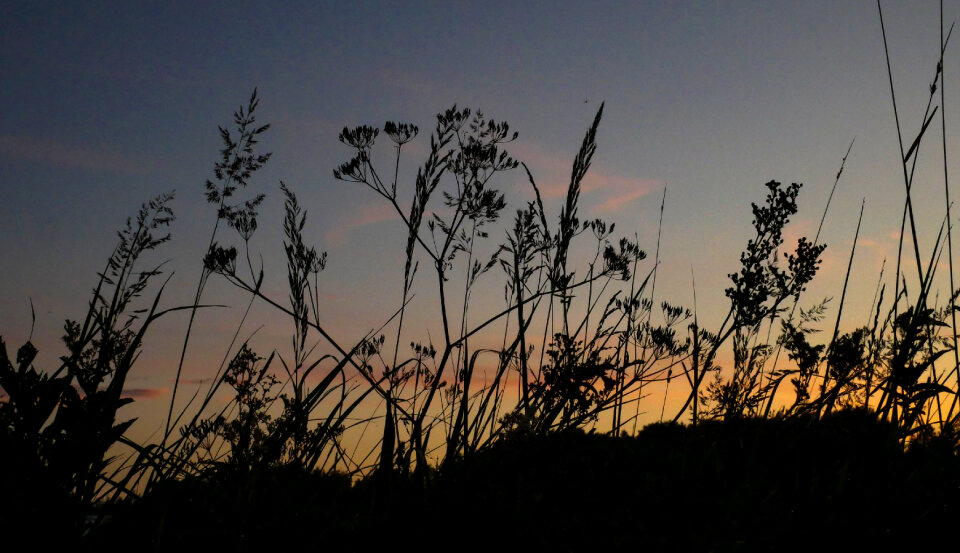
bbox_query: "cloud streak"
[121,388,168,399]
[325,201,397,247]
[510,141,661,214]
[0,134,150,174]
[320,139,659,248]
[584,173,661,214]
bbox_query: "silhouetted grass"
[6,4,960,548]
[89,410,960,551]
[430,410,957,551]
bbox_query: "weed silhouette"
[6,4,960,548]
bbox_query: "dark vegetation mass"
[89,412,960,551]
[4,4,960,550]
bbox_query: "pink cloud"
[322,138,659,249]
[325,201,398,246]
[508,141,578,199]
[173,377,215,386]
[121,387,168,400]
[509,141,660,214]
[585,173,660,214]
[857,235,901,273]
[0,134,150,174]
[782,217,817,248]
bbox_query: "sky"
[3,1,960,442]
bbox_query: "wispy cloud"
[121,387,167,399]
[782,217,817,251]
[585,173,661,214]
[174,378,213,386]
[782,218,892,285]
[0,134,150,174]
[321,138,658,249]
[856,236,898,273]
[510,141,660,214]
[325,201,397,247]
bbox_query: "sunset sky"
[3,1,960,438]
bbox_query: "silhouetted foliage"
[9,12,960,542]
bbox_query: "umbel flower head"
[339,125,379,150]
[384,121,418,145]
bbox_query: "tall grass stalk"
[12,8,960,541]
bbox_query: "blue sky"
[2,1,959,432]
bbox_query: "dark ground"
[84,409,960,552]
